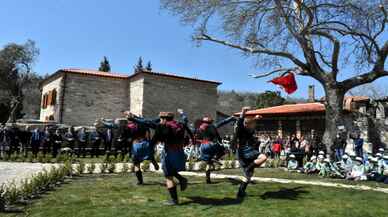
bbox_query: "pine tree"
[99,56,111,72]
[134,57,144,73]
[145,61,152,71]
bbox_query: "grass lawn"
[216,168,388,189]
[2,173,388,217]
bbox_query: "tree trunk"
[322,86,345,155]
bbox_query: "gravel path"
[0,162,54,186]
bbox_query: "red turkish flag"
[269,72,298,94]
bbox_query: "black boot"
[135,171,143,185]
[243,165,255,178]
[245,162,256,174]
[174,173,188,191]
[165,186,178,205]
[151,159,159,171]
[237,181,248,199]
[206,170,212,184]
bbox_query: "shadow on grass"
[260,186,309,200]
[181,196,242,206]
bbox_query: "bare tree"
[161,0,388,151]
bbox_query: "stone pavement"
[0,162,54,186]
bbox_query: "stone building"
[40,68,221,126]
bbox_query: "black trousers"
[52,142,61,158]
[77,141,87,157]
[31,140,40,156]
[91,140,101,157]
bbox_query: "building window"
[41,88,57,109]
[51,89,57,105]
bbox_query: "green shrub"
[63,160,73,177]
[224,161,231,169]
[4,180,20,204]
[99,163,108,174]
[74,163,84,176]
[26,152,34,163]
[187,161,194,171]
[87,163,96,174]
[121,163,129,174]
[198,162,207,171]
[141,161,150,172]
[36,152,44,162]
[0,184,6,211]
[107,162,116,173]
[10,153,19,162]
[123,154,130,163]
[230,161,236,168]
[20,178,33,200]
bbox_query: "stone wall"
[61,73,129,126]
[141,74,219,122]
[39,76,63,122]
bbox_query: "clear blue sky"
[1,0,386,99]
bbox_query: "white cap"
[310,156,317,160]
[319,151,325,155]
[355,157,363,162]
[342,154,349,159]
[378,148,385,152]
[318,155,324,159]
[376,153,383,157]
[289,154,296,158]
[324,158,330,163]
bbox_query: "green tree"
[0,40,39,123]
[145,61,152,71]
[161,0,388,151]
[134,56,144,73]
[98,56,111,72]
[256,91,286,109]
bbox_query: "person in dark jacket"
[77,127,87,158]
[42,126,52,157]
[30,128,42,157]
[234,107,268,199]
[131,111,194,206]
[52,129,62,158]
[354,134,364,158]
[90,126,102,158]
[196,115,236,183]
[64,127,76,151]
[333,133,347,161]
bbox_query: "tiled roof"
[41,68,221,86]
[128,70,222,85]
[242,103,325,117]
[61,68,129,79]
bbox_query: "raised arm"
[214,116,237,128]
[129,116,160,129]
[177,110,195,142]
[101,120,118,129]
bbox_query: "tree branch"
[196,33,308,69]
[249,67,300,78]
[340,41,388,90]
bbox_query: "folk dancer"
[196,115,236,183]
[234,107,268,199]
[131,111,194,205]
